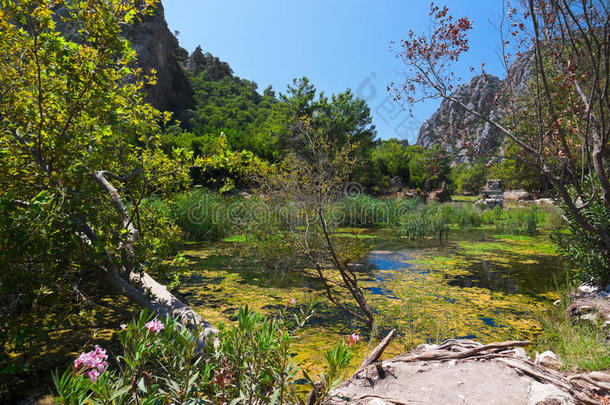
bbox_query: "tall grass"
[536,283,610,371]
[483,205,543,235]
[153,191,562,242]
[332,195,558,238]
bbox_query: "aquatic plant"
[167,188,235,241]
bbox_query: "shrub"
[552,194,610,286]
[53,300,356,404]
[537,286,610,371]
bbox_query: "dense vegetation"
[1,0,609,402]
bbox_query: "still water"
[176,228,564,366]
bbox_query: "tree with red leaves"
[391,1,610,284]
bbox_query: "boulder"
[504,190,534,201]
[535,351,564,370]
[428,182,450,203]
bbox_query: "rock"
[567,297,610,331]
[578,305,593,313]
[534,198,555,206]
[511,347,530,360]
[121,1,195,116]
[526,381,574,405]
[414,343,438,354]
[417,75,502,161]
[184,45,233,81]
[55,1,195,118]
[428,181,450,202]
[580,313,598,322]
[576,284,599,298]
[504,190,534,201]
[481,179,504,209]
[535,351,563,370]
[364,400,389,405]
[553,299,562,307]
[416,52,535,161]
[323,339,600,405]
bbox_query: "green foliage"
[487,143,545,193]
[451,160,488,195]
[368,138,410,189]
[481,206,542,236]
[53,301,355,404]
[552,190,610,285]
[0,1,191,395]
[405,145,451,191]
[395,203,448,239]
[165,188,234,241]
[185,65,281,161]
[0,192,85,394]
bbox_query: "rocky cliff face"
[55,1,194,117]
[416,53,534,161]
[123,1,194,115]
[184,45,234,81]
[417,75,502,161]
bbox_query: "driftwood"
[323,339,609,405]
[308,330,397,405]
[359,329,396,370]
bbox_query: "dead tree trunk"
[89,170,218,343]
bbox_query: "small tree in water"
[247,119,376,330]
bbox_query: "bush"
[451,161,487,195]
[53,300,357,404]
[453,204,483,229]
[334,195,386,227]
[552,194,610,286]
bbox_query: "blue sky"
[163,1,508,143]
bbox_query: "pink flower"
[87,369,101,383]
[145,319,164,333]
[347,333,360,347]
[288,297,296,305]
[120,323,127,331]
[74,345,108,383]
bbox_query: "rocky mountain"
[184,45,234,81]
[122,1,194,116]
[56,1,194,117]
[416,53,534,162]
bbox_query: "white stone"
[535,351,564,370]
[553,299,561,307]
[366,399,390,405]
[527,381,574,405]
[511,347,530,360]
[580,313,598,322]
[577,284,599,297]
[415,343,438,354]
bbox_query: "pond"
[175,228,565,373]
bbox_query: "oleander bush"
[53,299,356,404]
